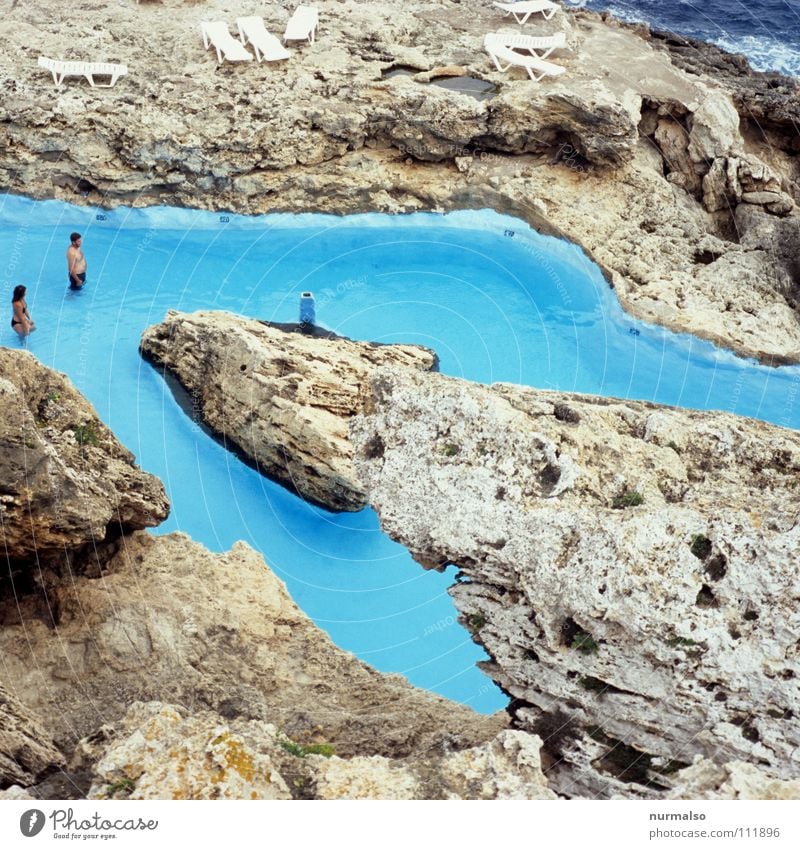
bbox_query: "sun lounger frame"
[493,1,559,25]
[37,56,128,87]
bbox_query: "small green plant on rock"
[612,490,643,509]
[103,777,136,798]
[665,635,698,648]
[72,421,99,448]
[442,443,459,457]
[279,736,335,758]
[571,630,599,655]
[466,613,486,634]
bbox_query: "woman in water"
[11,285,35,339]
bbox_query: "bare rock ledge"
[0,530,505,779]
[351,367,800,799]
[139,309,436,510]
[0,348,169,567]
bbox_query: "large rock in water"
[0,349,169,566]
[350,367,800,799]
[140,310,436,511]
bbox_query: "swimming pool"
[3,193,799,714]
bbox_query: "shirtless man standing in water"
[67,232,87,290]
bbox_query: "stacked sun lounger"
[484,1,570,81]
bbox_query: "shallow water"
[3,194,799,715]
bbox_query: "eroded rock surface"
[666,757,800,801]
[0,681,65,789]
[140,310,436,510]
[82,702,552,800]
[0,1,798,362]
[351,367,800,798]
[0,531,504,763]
[0,348,169,566]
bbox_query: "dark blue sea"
[584,0,800,76]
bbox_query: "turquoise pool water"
[3,194,799,714]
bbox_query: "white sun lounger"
[237,16,291,62]
[37,56,128,87]
[493,1,559,25]
[485,31,567,61]
[284,5,319,44]
[484,36,566,81]
[200,21,254,62]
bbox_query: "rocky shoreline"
[0,0,798,364]
[3,317,800,799]
[2,0,800,802]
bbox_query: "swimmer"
[11,285,35,338]
[67,231,87,290]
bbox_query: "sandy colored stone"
[351,366,800,798]
[139,310,436,510]
[87,703,292,800]
[0,531,505,763]
[310,754,420,800]
[436,730,556,800]
[0,349,169,564]
[0,681,65,789]
[81,702,554,800]
[667,758,800,800]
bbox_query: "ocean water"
[585,0,800,76]
[3,195,800,716]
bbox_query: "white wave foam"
[712,34,800,76]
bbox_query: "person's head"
[70,232,82,246]
[12,285,26,302]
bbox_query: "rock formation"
[0,348,169,569]
[80,701,553,800]
[140,310,436,510]
[666,757,800,801]
[351,367,800,798]
[0,1,797,363]
[0,681,65,789]
[0,530,505,786]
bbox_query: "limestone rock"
[139,310,436,511]
[0,349,169,565]
[654,117,701,195]
[81,703,553,800]
[310,755,420,800]
[87,703,292,800]
[0,531,505,761]
[309,728,556,800]
[0,681,65,789]
[702,157,732,212]
[735,205,800,302]
[0,785,37,800]
[687,91,740,163]
[741,191,785,205]
[351,367,800,798]
[437,730,556,800]
[667,758,800,800]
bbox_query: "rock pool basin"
[3,193,799,714]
